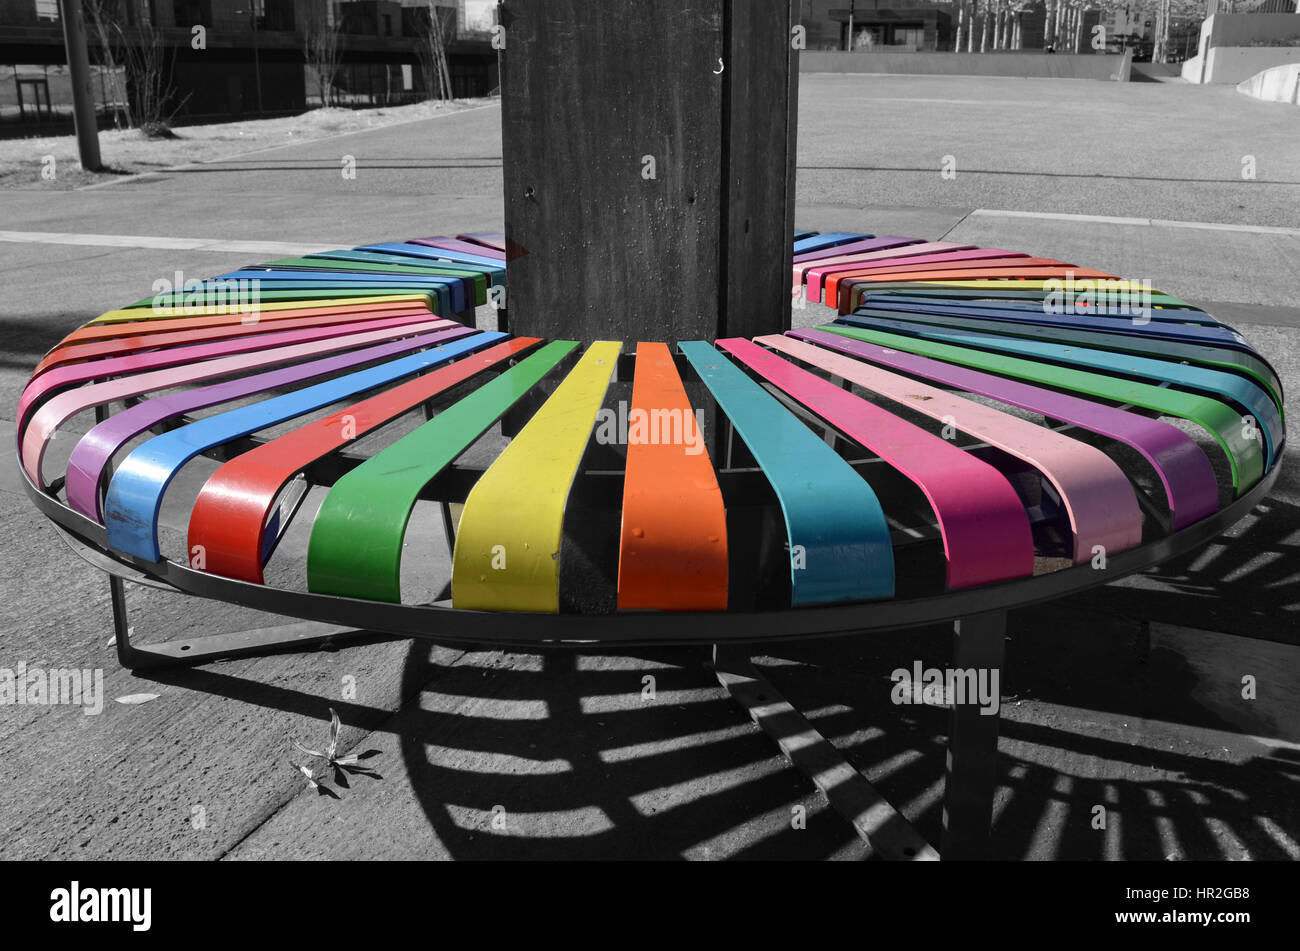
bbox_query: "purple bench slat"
[410,236,508,261]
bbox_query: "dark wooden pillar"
[499,0,799,343]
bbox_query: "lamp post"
[846,0,856,50]
[56,0,102,170]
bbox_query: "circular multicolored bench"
[16,228,1283,859]
[17,229,1283,660]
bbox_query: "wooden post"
[499,0,799,343]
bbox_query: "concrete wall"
[1185,13,1300,82]
[1237,61,1300,102]
[1200,45,1300,83]
[800,50,1131,80]
[1203,12,1300,48]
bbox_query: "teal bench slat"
[678,340,894,606]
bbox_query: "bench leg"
[107,572,364,670]
[940,610,1007,860]
[91,400,367,670]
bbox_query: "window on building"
[463,0,496,33]
[173,0,213,27]
[262,0,294,31]
[896,27,925,48]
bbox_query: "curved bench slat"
[679,341,894,606]
[857,286,1197,311]
[33,305,433,379]
[213,269,461,313]
[20,317,455,487]
[861,296,1240,339]
[190,337,539,585]
[812,250,1037,299]
[51,300,427,351]
[301,250,500,294]
[852,305,1283,414]
[306,340,573,603]
[795,241,973,297]
[792,236,922,265]
[865,295,1225,327]
[381,240,510,271]
[456,232,507,252]
[410,236,508,261]
[138,287,442,312]
[102,332,502,562]
[17,310,451,430]
[786,329,1219,532]
[837,314,1283,468]
[822,324,1266,493]
[760,333,1145,562]
[617,342,728,611]
[804,247,1013,303]
[718,338,1034,588]
[451,342,620,613]
[793,232,869,254]
[845,279,1175,313]
[262,257,487,307]
[102,294,430,321]
[64,325,479,521]
[833,266,1114,313]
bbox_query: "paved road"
[798,75,1300,228]
[1,75,1297,860]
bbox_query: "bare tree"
[83,0,130,127]
[83,0,184,134]
[303,1,342,108]
[118,14,180,133]
[416,0,455,101]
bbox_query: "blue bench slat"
[678,340,894,606]
[791,232,870,255]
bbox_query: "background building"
[0,0,498,133]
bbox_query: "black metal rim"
[19,451,1281,648]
